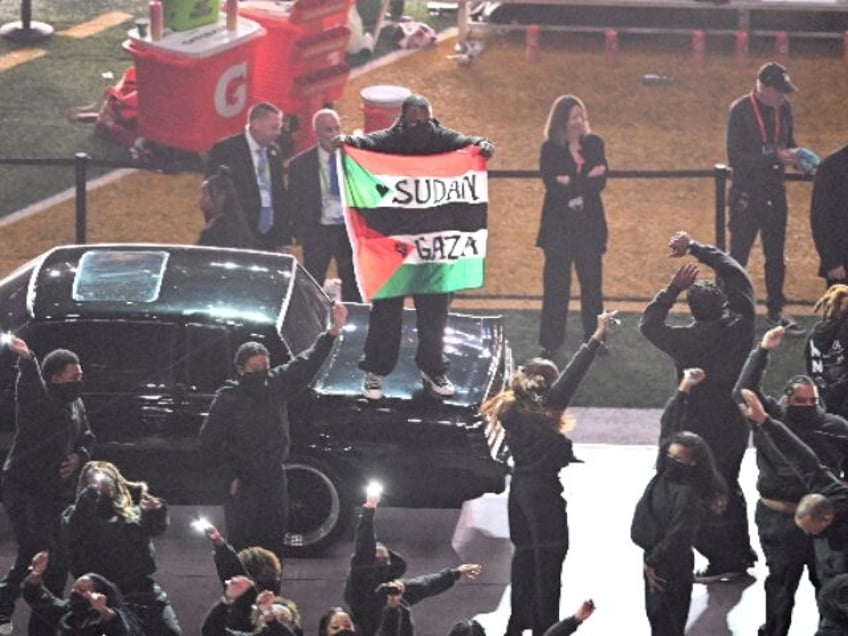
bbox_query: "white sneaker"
[0,619,13,636]
[421,370,456,397]
[362,372,383,400]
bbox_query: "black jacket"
[631,472,705,571]
[811,144,848,279]
[747,416,848,586]
[536,135,608,254]
[640,242,755,460]
[3,353,94,494]
[206,133,290,247]
[199,332,336,486]
[23,579,141,636]
[345,119,491,157]
[500,338,600,480]
[63,485,168,594]
[344,507,461,636]
[201,599,297,636]
[807,316,848,419]
[726,91,796,193]
[734,345,848,500]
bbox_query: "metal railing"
[0,153,814,250]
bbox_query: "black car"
[0,244,511,555]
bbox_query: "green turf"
[499,309,816,408]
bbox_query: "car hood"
[313,303,510,406]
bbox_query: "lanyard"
[748,92,780,146]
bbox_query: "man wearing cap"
[199,303,347,561]
[727,62,803,335]
[726,62,804,335]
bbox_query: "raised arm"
[547,309,617,409]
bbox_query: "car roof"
[26,244,297,327]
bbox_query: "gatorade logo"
[214,62,247,118]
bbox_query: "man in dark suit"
[207,102,290,251]
[287,108,361,302]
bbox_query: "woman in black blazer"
[537,95,609,358]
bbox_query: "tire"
[284,455,352,556]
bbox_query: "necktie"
[256,148,273,235]
[328,152,340,197]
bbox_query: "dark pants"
[644,553,695,636]
[728,187,788,315]
[359,293,450,377]
[539,248,604,353]
[124,578,182,636]
[224,470,288,563]
[302,225,361,303]
[755,502,819,636]
[0,477,69,635]
[506,476,568,636]
[694,449,756,570]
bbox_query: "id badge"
[568,196,584,212]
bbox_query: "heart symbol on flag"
[376,184,390,197]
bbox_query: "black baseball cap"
[758,62,798,93]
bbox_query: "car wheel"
[284,455,352,556]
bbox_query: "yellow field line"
[0,48,46,72]
[58,11,133,39]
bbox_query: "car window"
[280,264,331,354]
[72,250,169,303]
[32,321,176,393]
[0,263,34,330]
[185,324,232,394]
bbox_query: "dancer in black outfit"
[481,309,617,636]
[631,430,727,635]
[640,230,757,581]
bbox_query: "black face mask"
[785,405,821,431]
[239,371,269,395]
[664,456,697,482]
[68,592,91,616]
[50,380,83,403]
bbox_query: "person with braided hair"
[807,284,848,419]
[480,309,617,636]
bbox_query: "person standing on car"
[480,309,616,636]
[0,336,94,636]
[338,93,494,401]
[199,303,347,561]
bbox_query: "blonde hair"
[77,460,149,523]
[814,284,848,324]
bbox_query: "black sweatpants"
[506,475,568,636]
[644,552,694,636]
[755,502,819,636]
[224,469,288,563]
[359,293,450,377]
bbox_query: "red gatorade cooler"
[123,18,265,152]
[360,85,411,133]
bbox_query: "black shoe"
[693,564,752,583]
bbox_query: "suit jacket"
[206,132,290,247]
[286,145,324,247]
[536,134,608,255]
